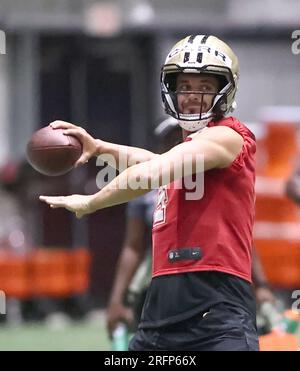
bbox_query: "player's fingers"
[62,128,84,139]
[39,195,53,204]
[50,121,77,130]
[75,211,83,219]
[39,195,66,207]
[74,154,90,167]
[50,204,63,209]
[39,195,61,202]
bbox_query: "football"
[26,126,82,176]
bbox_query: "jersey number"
[153,186,168,226]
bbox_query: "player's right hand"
[50,120,101,167]
[106,303,134,339]
[255,287,276,305]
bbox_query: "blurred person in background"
[286,165,300,205]
[252,248,278,335]
[0,161,35,324]
[0,162,27,253]
[252,249,276,306]
[0,161,92,324]
[106,118,181,343]
[40,35,260,350]
[0,161,63,323]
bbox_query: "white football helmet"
[161,35,239,132]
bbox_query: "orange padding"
[255,194,300,223]
[258,122,299,179]
[259,332,299,351]
[0,247,91,299]
[255,239,300,288]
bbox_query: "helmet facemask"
[161,66,234,132]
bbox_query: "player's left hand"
[39,194,93,218]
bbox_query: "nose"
[189,92,199,100]
[185,91,203,103]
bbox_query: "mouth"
[183,104,207,114]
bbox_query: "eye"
[200,84,213,92]
[177,84,190,92]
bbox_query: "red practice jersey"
[152,117,256,282]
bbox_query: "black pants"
[129,303,259,351]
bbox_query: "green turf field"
[0,317,299,351]
[0,321,111,351]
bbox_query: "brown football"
[26,126,82,176]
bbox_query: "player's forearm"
[109,247,143,305]
[95,139,157,171]
[88,148,201,212]
[88,163,154,212]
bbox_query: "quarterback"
[40,35,258,351]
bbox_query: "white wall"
[232,40,300,122]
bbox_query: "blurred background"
[0,0,300,350]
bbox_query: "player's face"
[176,74,219,115]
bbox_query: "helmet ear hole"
[213,94,227,121]
[165,73,177,92]
[219,97,227,112]
[217,76,228,91]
